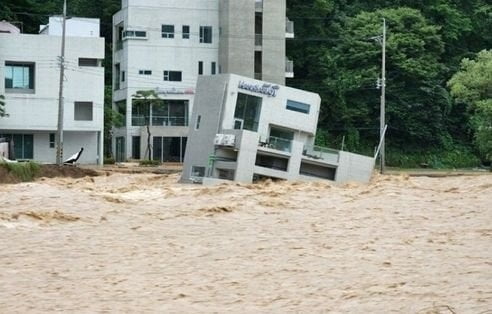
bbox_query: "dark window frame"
[286,100,310,114]
[199,26,213,43]
[163,70,182,82]
[182,25,190,39]
[4,61,35,92]
[74,101,94,121]
[161,24,175,38]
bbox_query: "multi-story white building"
[0,18,105,164]
[112,0,294,162]
[181,74,376,184]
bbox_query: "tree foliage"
[0,95,7,117]
[448,50,492,160]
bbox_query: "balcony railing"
[259,136,292,153]
[132,115,188,127]
[303,145,340,163]
[152,116,188,127]
[286,19,294,37]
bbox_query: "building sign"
[238,81,279,97]
[155,87,194,95]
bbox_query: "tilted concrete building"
[111,0,294,162]
[0,18,104,164]
[181,74,375,184]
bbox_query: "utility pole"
[379,18,387,174]
[56,0,67,165]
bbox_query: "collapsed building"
[181,74,376,184]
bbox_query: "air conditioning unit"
[222,134,236,147]
[214,134,224,145]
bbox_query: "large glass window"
[132,99,188,127]
[153,136,187,162]
[286,100,310,114]
[74,102,93,121]
[199,26,213,43]
[161,24,174,38]
[0,134,33,159]
[132,136,141,159]
[234,93,262,132]
[5,62,35,91]
[163,70,182,81]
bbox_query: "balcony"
[286,19,294,38]
[285,59,294,78]
[303,145,340,165]
[259,136,292,153]
[131,115,188,127]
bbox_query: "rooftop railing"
[303,145,340,163]
[259,136,292,153]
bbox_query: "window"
[74,102,93,121]
[211,62,216,75]
[0,134,34,159]
[286,100,310,114]
[123,30,147,39]
[132,136,141,159]
[199,26,212,43]
[182,25,190,39]
[49,133,55,148]
[163,70,182,81]
[5,62,35,91]
[121,71,126,82]
[114,64,120,90]
[195,115,201,130]
[153,137,187,162]
[198,61,203,75]
[138,70,152,75]
[161,24,174,38]
[78,58,98,67]
[192,166,206,177]
[233,93,262,132]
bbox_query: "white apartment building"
[0,18,105,164]
[112,0,294,162]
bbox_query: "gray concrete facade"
[181,74,376,184]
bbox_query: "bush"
[139,159,161,167]
[386,147,481,169]
[104,157,115,165]
[0,161,41,182]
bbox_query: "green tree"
[448,50,492,161]
[132,90,161,160]
[103,86,123,158]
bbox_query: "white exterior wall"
[113,1,219,160]
[0,32,105,164]
[39,17,100,37]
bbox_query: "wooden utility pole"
[380,18,387,174]
[56,0,67,165]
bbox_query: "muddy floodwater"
[0,173,491,313]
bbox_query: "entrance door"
[115,136,125,162]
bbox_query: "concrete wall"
[180,75,229,182]
[335,151,375,183]
[40,17,100,37]
[218,0,255,78]
[262,0,286,85]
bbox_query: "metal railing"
[259,136,292,153]
[286,19,294,35]
[152,116,188,127]
[303,145,340,163]
[285,59,294,73]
